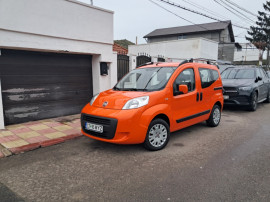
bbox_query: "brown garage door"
[0,49,93,125]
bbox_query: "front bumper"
[223,88,252,105]
[224,95,251,105]
[81,104,148,144]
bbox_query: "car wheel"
[248,91,258,111]
[143,119,170,151]
[206,105,221,127]
[265,90,270,103]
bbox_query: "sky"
[78,0,267,44]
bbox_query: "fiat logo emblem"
[103,101,108,107]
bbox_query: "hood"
[93,89,150,110]
[222,79,254,87]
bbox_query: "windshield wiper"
[122,88,146,91]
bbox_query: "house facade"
[0,0,117,127]
[129,38,219,70]
[144,21,236,62]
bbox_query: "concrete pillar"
[0,79,4,129]
[92,54,101,95]
[110,52,118,87]
[92,53,118,95]
[130,55,137,70]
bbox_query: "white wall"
[0,0,113,44]
[0,0,117,126]
[0,80,4,129]
[129,38,218,62]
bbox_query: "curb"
[0,133,82,158]
[9,143,40,154]
[0,144,12,158]
[40,138,65,147]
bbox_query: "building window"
[178,35,186,40]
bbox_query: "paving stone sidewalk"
[0,114,82,158]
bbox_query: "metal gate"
[0,49,93,125]
[117,54,130,81]
[136,53,151,67]
[158,55,165,62]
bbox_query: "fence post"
[0,79,5,129]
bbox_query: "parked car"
[81,60,224,151]
[222,66,270,111]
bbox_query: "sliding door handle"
[200,92,203,101]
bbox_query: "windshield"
[114,67,177,91]
[221,69,255,79]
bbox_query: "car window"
[199,68,215,88]
[173,68,195,96]
[211,69,219,81]
[222,69,255,79]
[115,67,177,91]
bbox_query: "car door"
[198,68,216,112]
[171,66,202,131]
[256,68,267,101]
[260,68,270,99]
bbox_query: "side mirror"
[255,76,262,82]
[179,85,188,94]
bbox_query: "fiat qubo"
[81,60,224,151]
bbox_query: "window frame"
[173,68,196,96]
[198,68,218,89]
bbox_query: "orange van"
[81,60,224,150]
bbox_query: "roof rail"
[136,62,154,68]
[193,58,217,65]
[178,58,193,66]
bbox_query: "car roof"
[138,62,218,69]
[224,66,258,70]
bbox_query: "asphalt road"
[1,104,270,202]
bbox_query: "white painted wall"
[0,0,113,44]
[129,38,218,62]
[0,80,4,129]
[234,44,266,62]
[0,0,117,126]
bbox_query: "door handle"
[196,93,199,101]
[200,92,203,101]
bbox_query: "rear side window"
[199,68,218,88]
[212,70,219,81]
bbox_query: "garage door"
[0,49,93,125]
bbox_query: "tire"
[143,118,170,151]
[265,90,270,103]
[206,105,221,127]
[248,91,258,111]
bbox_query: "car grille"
[223,87,238,96]
[81,114,118,139]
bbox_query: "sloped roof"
[144,21,235,42]
[114,39,135,49]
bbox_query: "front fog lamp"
[122,96,149,110]
[90,94,99,106]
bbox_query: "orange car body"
[81,62,223,144]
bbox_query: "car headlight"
[90,94,99,106]
[239,87,252,91]
[122,96,149,110]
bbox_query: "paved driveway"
[1,104,270,201]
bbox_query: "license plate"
[85,122,103,133]
[223,95,229,100]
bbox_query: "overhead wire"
[223,0,257,17]
[213,0,255,24]
[148,0,210,31]
[178,0,250,31]
[153,0,249,30]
